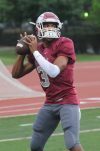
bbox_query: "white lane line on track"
[0,107,100,118]
[0,100,99,111]
[0,107,41,114]
[0,102,43,109]
[0,100,99,115]
[83,97,100,101]
[0,113,38,118]
[0,128,100,143]
[80,101,100,104]
[76,81,100,87]
[75,63,100,69]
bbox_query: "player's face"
[43,23,57,42]
[43,23,56,29]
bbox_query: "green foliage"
[0,0,85,25]
[89,0,100,27]
[0,47,100,65]
[0,47,16,65]
[0,0,40,25]
[79,0,100,27]
[0,0,14,22]
[0,0,100,33]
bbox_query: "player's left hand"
[23,35,38,53]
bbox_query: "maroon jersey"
[28,37,79,105]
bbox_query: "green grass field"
[0,47,100,65]
[0,108,100,151]
[0,47,16,65]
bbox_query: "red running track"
[0,61,100,118]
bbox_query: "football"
[16,37,30,55]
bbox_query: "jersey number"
[37,66,50,88]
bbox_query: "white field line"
[0,128,100,143]
[20,123,33,126]
[96,116,100,119]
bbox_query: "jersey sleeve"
[57,38,76,64]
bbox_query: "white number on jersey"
[37,66,50,88]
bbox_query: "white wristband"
[33,51,60,78]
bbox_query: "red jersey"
[28,37,79,105]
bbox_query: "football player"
[12,12,84,151]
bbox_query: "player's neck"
[43,39,55,48]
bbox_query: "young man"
[12,12,84,151]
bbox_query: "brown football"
[16,37,30,55]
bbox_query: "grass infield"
[0,108,100,151]
[0,47,100,65]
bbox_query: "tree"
[89,0,100,27]
[0,0,13,22]
[0,0,95,27]
[0,0,41,26]
[37,0,84,25]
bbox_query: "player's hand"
[20,32,28,39]
[23,35,38,53]
[16,32,30,55]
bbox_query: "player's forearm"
[33,51,60,78]
[12,55,26,78]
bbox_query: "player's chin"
[44,38,55,42]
